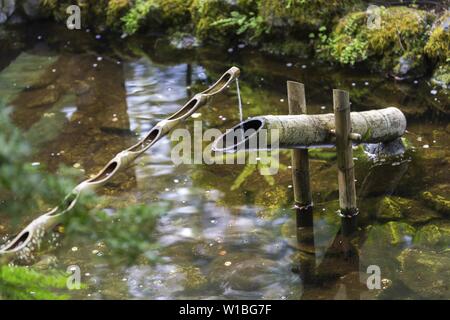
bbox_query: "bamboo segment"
[333,89,358,217]
[212,107,407,151]
[0,66,240,260]
[287,81,312,207]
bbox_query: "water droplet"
[71,246,78,252]
[97,57,103,61]
[423,144,429,148]
[95,34,101,40]
[224,261,232,267]
[227,48,234,53]
[173,179,179,183]
[286,62,293,67]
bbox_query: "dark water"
[0,23,449,299]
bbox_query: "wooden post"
[333,89,358,218]
[287,81,312,208]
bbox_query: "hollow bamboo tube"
[212,107,406,152]
[287,81,312,208]
[333,89,358,217]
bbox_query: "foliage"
[211,11,269,41]
[424,11,450,62]
[121,0,158,35]
[0,265,70,300]
[64,203,168,262]
[0,107,81,222]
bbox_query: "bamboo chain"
[0,66,240,261]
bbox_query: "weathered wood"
[333,89,358,217]
[212,107,407,151]
[287,81,312,207]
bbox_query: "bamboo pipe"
[212,107,406,152]
[0,67,240,261]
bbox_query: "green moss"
[431,62,450,87]
[424,11,450,62]
[258,0,362,33]
[377,196,403,220]
[413,221,450,249]
[320,7,435,78]
[421,191,450,216]
[0,266,73,300]
[178,265,208,291]
[365,221,416,247]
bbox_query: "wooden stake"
[287,81,312,208]
[333,89,358,217]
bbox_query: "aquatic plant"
[64,203,167,262]
[0,265,70,300]
[0,108,81,222]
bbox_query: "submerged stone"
[421,187,450,216]
[397,248,450,299]
[413,220,450,249]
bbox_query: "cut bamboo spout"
[212,107,406,152]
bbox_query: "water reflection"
[0,23,448,300]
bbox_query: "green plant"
[211,11,269,40]
[0,107,81,222]
[121,0,158,35]
[0,266,71,300]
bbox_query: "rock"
[178,265,208,291]
[362,196,441,224]
[13,85,61,109]
[321,7,435,78]
[413,220,450,249]
[397,248,450,299]
[169,33,199,50]
[208,253,280,291]
[0,0,15,24]
[421,187,450,216]
[21,0,42,18]
[360,222,416,278]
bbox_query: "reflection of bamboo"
[0,67,240,261]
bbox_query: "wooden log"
[287,81,312,207]
[333,89,358,217]
[212,107,407,151]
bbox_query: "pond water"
[0,22,449,299]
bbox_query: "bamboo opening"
[212,118,264,152]
[1,231,30,251]
[167,98,199,121]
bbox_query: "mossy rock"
[321,6,436,79]
[424,11,450,62]
[360,221,415,279]
[365,221,415,247]
[420,187,450,216]
[178,265,208,291]
[413,220,450,250]
[362,196,441,223]
[397,248,450,299]
[430,62,450,87]
[258,0,363,33]
[208,253,280,292]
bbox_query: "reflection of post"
[287,81,312,209]
[287,82,316,284]
[333,89,358,218]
